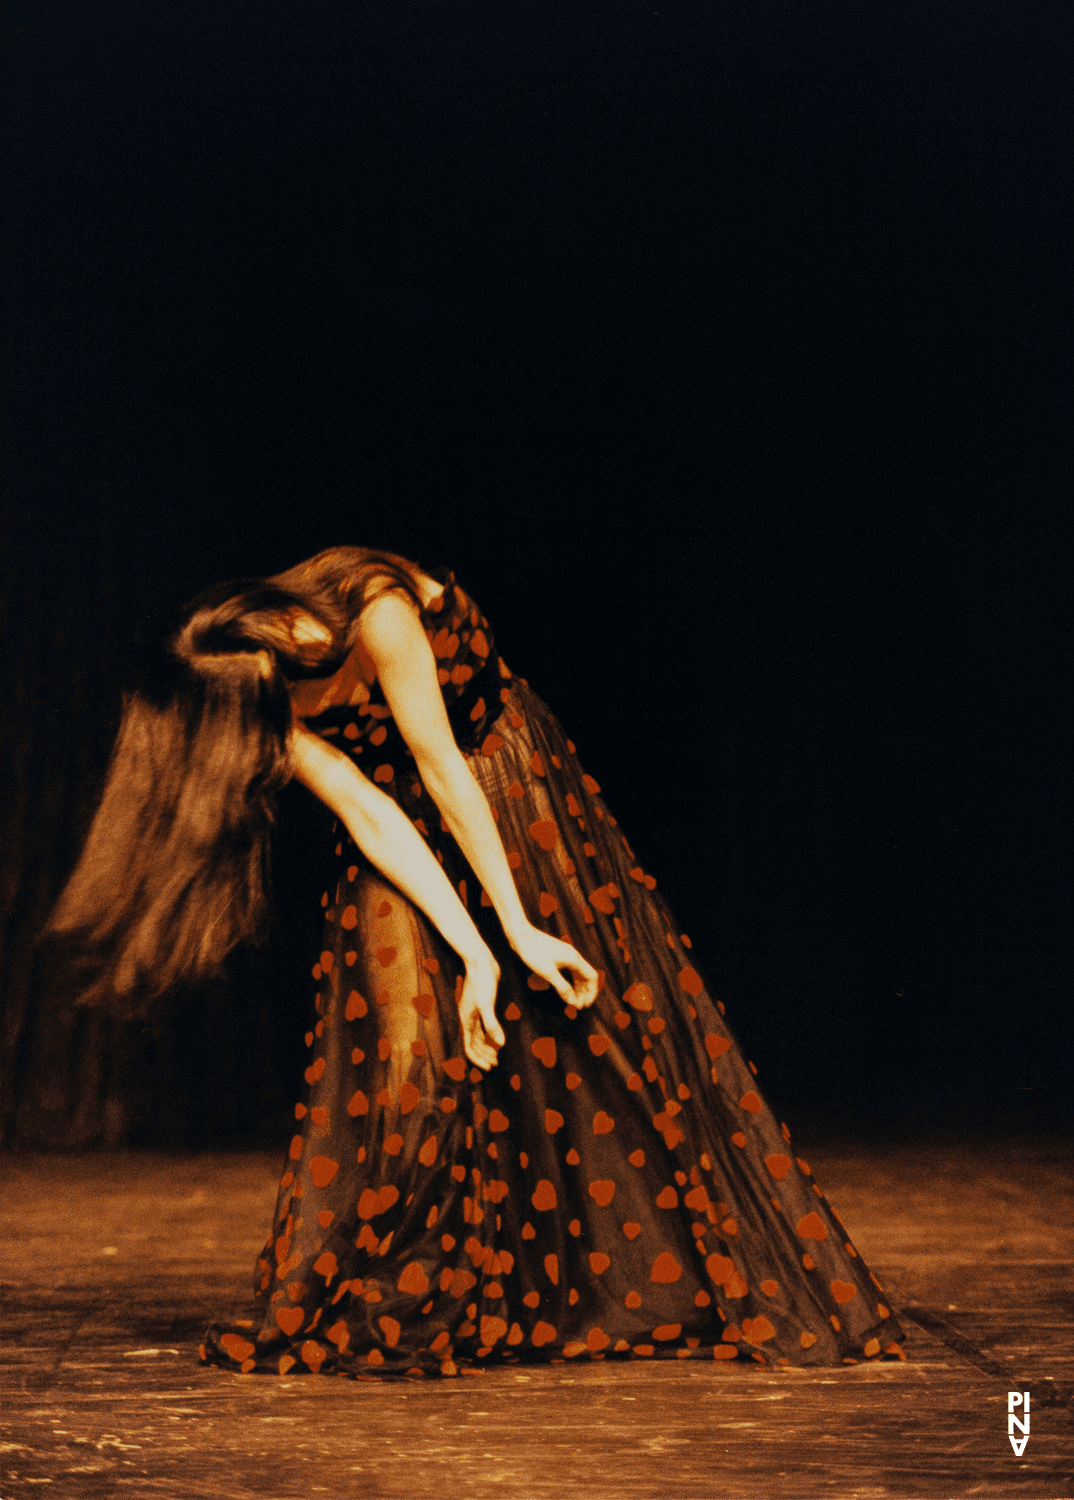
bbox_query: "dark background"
[3,1,1070,1150]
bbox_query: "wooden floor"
[2,1135,1073,1499]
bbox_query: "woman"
[51,545,905,1378]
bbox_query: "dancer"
[52,545,905,1377]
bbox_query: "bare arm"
[290,724,505,1068]
[357,592,598,1010]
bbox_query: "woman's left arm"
[359,592,598,1010]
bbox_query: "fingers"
[537,939,599,1010]
[462,1020,498,1071]
[548,972,577,1008]
[461,998,503,1070]
[558,951,599,1010]
[484,1012,507,1050]
[557,945,597,982]
[545,964,597,1011]
[567,962,599,1008]
[466,1040,497,1071]
[474,991,505,1050]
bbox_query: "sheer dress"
[202,572,905,1378]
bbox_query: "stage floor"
[2,1136,1072,1499]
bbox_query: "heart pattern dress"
[201,571,905,1378]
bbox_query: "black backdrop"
[3,1,1070,1149]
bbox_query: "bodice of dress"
[305,571,513,770]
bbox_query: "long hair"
[46,546,426,1015]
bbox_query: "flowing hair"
[46,546,426,1015]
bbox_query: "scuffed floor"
[2,1138,1072,1498]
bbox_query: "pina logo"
[1008,1390,1030,1456]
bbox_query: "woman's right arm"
[289,724,505,1070]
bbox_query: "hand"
[457,954,505,1071]
[509,926,599,1012]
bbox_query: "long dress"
[201,572,905,1378]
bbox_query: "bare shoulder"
[411,569,448,610]
[359,574,443,660]
[290,573,444,717]
[366,569,444,615]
